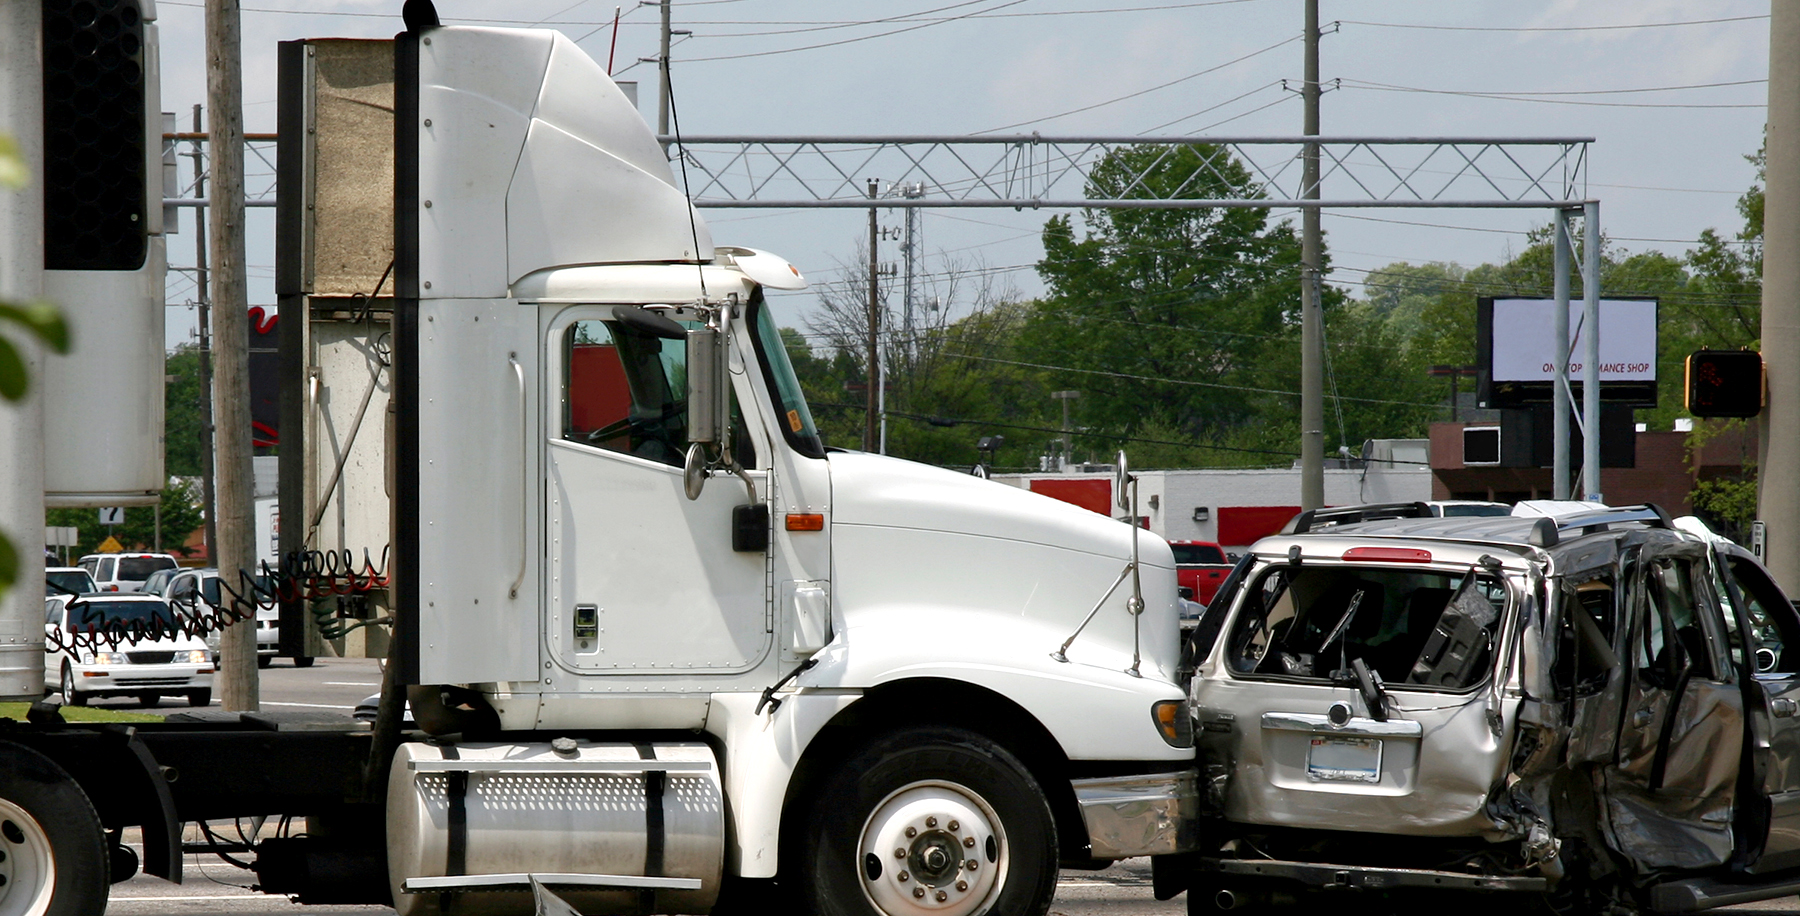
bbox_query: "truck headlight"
[1152,699,1193,748]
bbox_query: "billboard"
[1477,297,1658,407]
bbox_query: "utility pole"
[208,0,257,711]
[1298,0,1325,510]
[1053,390,1080,470]
[190,105,219,566]
[657,0,671,140]
[865,179,880,453]
[1762,0,1800,593]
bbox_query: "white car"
[44,593,214,707]
[44,566,97,597]
[146,568,304,668]
[76,552,178,593]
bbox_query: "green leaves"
[0,135,25,190]
[0,301,71,401]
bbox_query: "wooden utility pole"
[1298,0,1324,510]
[208,0,257,710]
[866,180,880,452]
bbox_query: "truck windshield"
[750,298,825,458]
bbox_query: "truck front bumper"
[1072,770,1199,859]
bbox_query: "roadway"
[86,658,1800,916]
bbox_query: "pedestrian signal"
[1685,350,1764,418]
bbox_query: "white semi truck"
[0,7,1198,916]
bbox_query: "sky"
[147,0,1773,350]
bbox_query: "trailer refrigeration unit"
[0,9,1198,916]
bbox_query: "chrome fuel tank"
[387,741,723,916]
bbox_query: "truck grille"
[128,651,176,665]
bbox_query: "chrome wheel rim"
[857,780,1005,916]
[56,667,72,707]
[0,798,57,916]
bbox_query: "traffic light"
[1685,350,1764,418]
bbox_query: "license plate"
[1307,736,1382,783]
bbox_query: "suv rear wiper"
[1351,658,1390,722]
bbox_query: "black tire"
[800,726,1057,916]
[136,693,159,709]
[0,742,109,916]
[186,690,211,708]
[58,663,86,708]
[256,655,272,669]
[293,656,315,668]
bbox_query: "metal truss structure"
[664,134,1591,211]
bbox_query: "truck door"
[1712,548,1800,873]
[1600,544,1743,871]
[543,307,771,677]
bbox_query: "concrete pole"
[0,0,48,700]
[208,0,257,710]
[1761,0,1800,592]
[191,105,218,564]
[1299,0,1324,510]
[865,179,879,453]
[1552,211,1572,500]
[656,0,670,141]
[1581,202,1603,502]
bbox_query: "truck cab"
[370,21,1198,916]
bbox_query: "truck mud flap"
[1202,857,1547,893]
[1649,875,1800,913]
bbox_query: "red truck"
[1169,539,1233,605]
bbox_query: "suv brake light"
[1341,546,1432,563]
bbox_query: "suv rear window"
[1172,544,1227,565]
[1226,565,1506,690]
[118,557,176,581]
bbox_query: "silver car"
[1179,503,1800,914]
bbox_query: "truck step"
[1649,875,1800,913]
[406,758,711,774]
[401,873,703,894]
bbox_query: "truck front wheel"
[0,743,107,916]
[801,727,1057,916]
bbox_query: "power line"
[978,34,1301,133]
[684,0,1032,62]
[1342,78,1764,110]
[1340,14,1768,33]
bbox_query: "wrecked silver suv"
[1177,503,1800,913]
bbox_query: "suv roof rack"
[1283,502,1434,535]
[1553,503,1673,536]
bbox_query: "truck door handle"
[1774,698,1798,718]
[508,353,527,600]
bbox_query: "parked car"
[145,568,302,668]
[1182,502,1800,913]
[44,593,213,707]
[43,566,97,597]
[1171,539,1235,606]
[76,552,178,592]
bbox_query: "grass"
[0,702,162,723]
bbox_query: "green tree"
[45,478,206,560]
[165,345,207,477]
[1021,143,1306,458]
